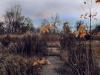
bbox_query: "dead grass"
[0,52,42,75]
[91,40,100,58]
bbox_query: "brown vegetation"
[0,5,99,75]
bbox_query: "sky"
[0,0,100,29]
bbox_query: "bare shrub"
[0,53,41,75]
[0,32,47,57]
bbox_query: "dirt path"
[41,56,64,75]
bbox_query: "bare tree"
[4,5,34,33]
[41,18,49,26]
[63,22,71,33]
[0,22,5,34]
[51,15,61,26]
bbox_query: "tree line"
[0,5,34,34]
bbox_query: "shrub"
[0,53,42,75]
[0,32,47,57]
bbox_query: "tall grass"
[59,32,100,75]
[0,32,47,56]
[0,52,42,75]
[0,32,48,75]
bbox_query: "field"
[0,33,99,75]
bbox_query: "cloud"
[0,0,100,27]
[0,0,83,17]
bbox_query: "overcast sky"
[0,0,100,28]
